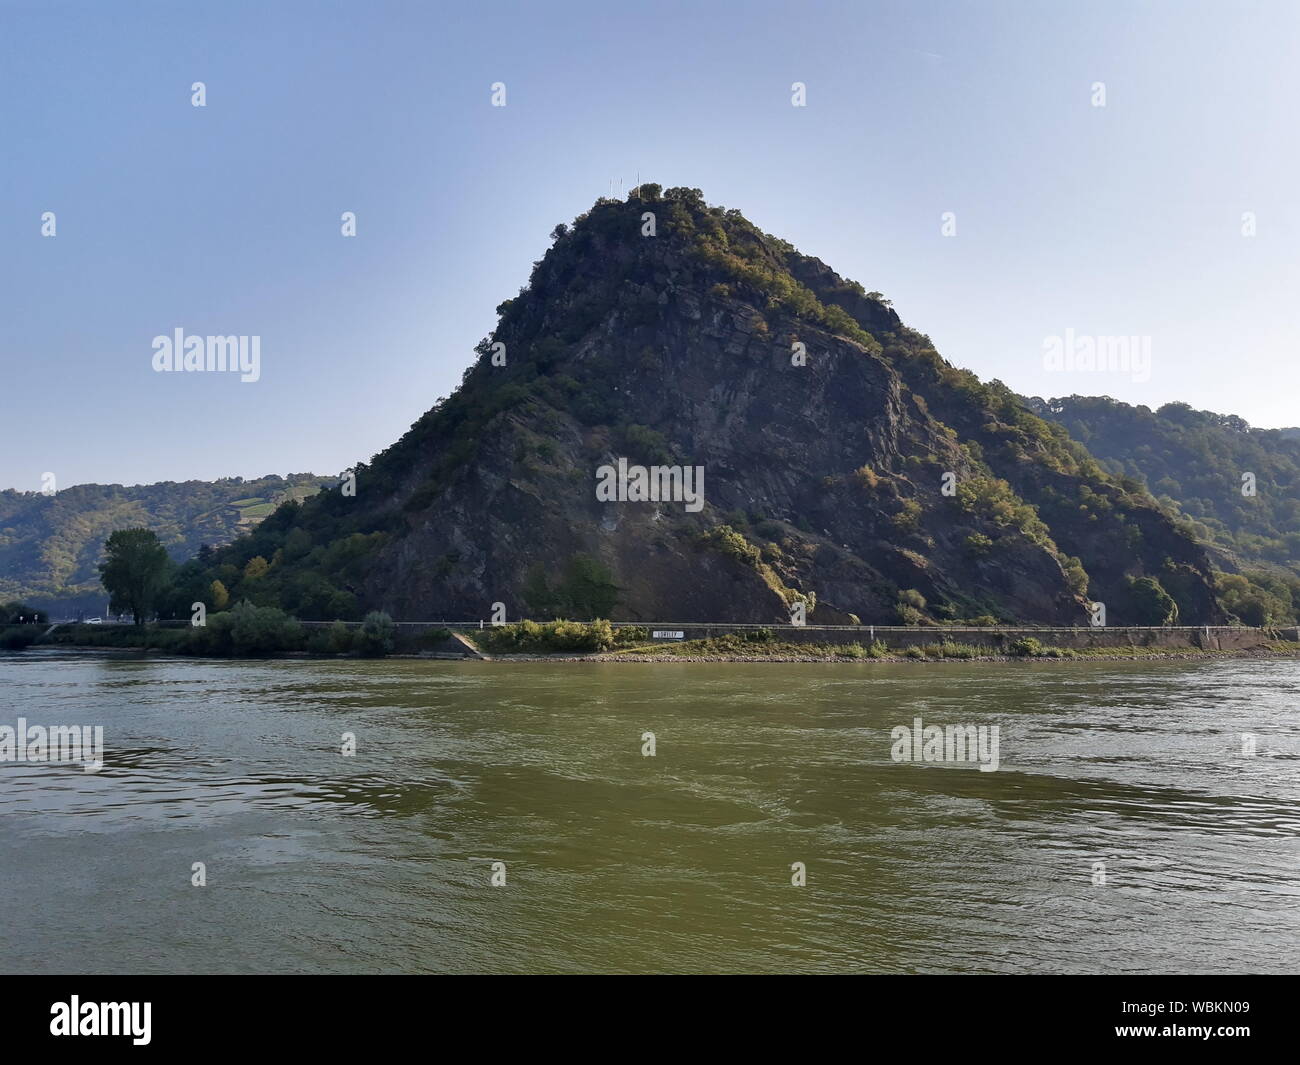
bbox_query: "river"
[2,649,1297,974]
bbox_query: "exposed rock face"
[220,187,1227,625]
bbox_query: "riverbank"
[17,633,1300,664]
[484,639,1300,664]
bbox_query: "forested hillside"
[1028,395,1300,624]
[0,474,329,614]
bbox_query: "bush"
[840,640,890,659]
[0,626,39,650]
[896,589,928,626]
[1010,637,1043,657]
[921,641,981,659]
[892,499,923,532]
[328,621,355,653]
[195,602,303,656]
[1125,576,1178,625]
[1215,572,1290,626]
[852,465,881,490]
[354,611,396,656]
[702,525,762,567]
[479,619,617,654]
[1060,555,1090,597]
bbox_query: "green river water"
[1,649,1297,974]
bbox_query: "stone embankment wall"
[616,624,1291,652]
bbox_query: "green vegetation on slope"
[1030,395,1300,623]
[1030,395,1300,567]
[0,473,330,614]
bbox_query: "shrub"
[852,465,881,490]
[195,602,303,656]
[895,589,928,625]
[0,626,39,650]
[955,477,1050,544]
[896,605,926,626]
[1215,572,1291,626]
[1124,576,1179,625]
[354,611,396,656]
[327,621,354,653]
[1010,637,1043,657]
[892,499,923,532]
[613,625,649,645]
[480,619,617,654]
[1061,555,1090,597]
[702,525,762,567]
[841,640,891,659]
[920,641,981,659]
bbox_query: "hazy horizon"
[5,0,1298,492]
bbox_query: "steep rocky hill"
[188,187,1226,625]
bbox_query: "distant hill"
[176,186,1229,626]
[1025,396,1300,574]
[0,474,330,615]
[1025,396,1300,624]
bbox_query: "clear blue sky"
[3,0,1298,490]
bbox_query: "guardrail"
[62,619,1291,634]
